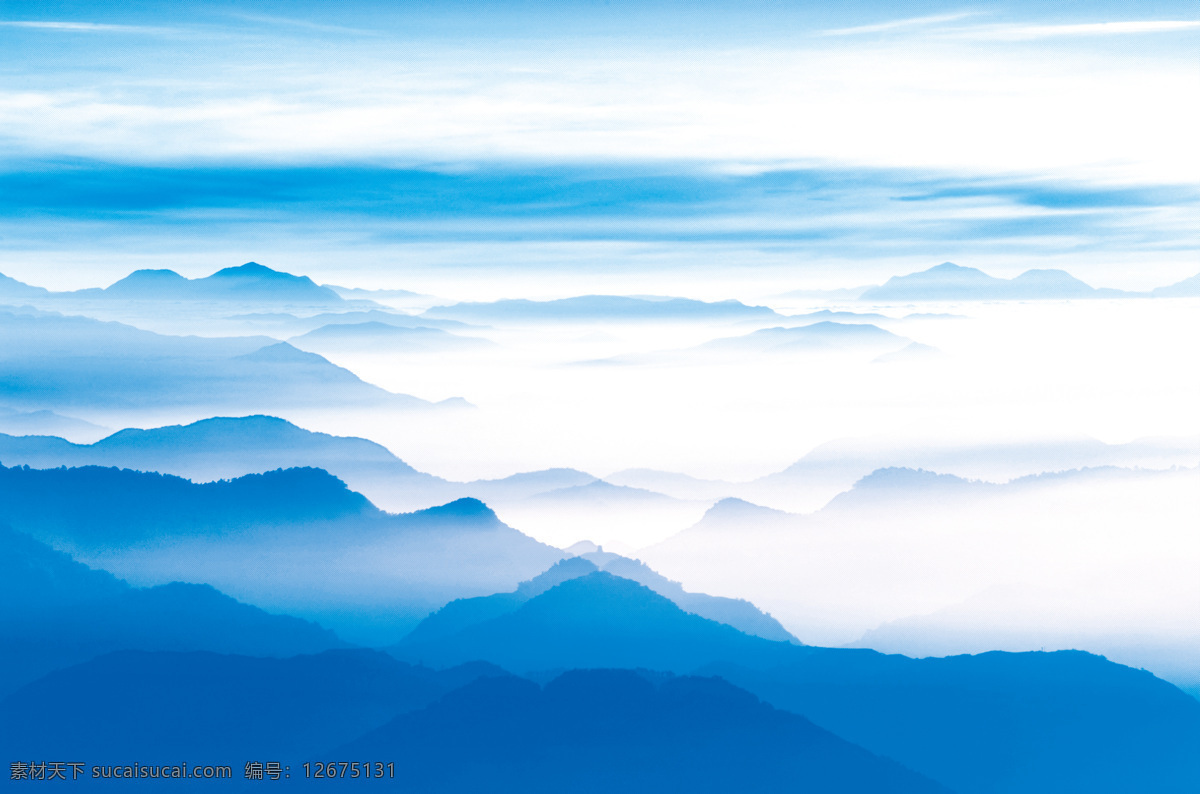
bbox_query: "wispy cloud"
[225,12,379,37]
[0,20,175,35]
[955,20,1200,41]
[821,12,977,37]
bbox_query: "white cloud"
[955,20,1200,41]
[821,12,978,37]
[0,20,175,34]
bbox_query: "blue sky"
[0,1,1196,289]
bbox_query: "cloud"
[224,12,379,37]
[0,20,175,35]
[955,20,1200,41]
[820,13,978,37]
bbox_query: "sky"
[0,0,1197,292]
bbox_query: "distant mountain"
[698,321,907,353]
[337,669,950,794]
[0,464,565,645]
[1152,272,1200,297]
[463,467,598,503]
[604,467,735,501]
[780,309,890,323]
[683,497,797,532]
[0,309,453,412]
[0,649,501,762]
[859,262,1132,301]
[423,295,779,323]
[323,284,429,300]
[0,407,108,440]
[873,341,939,363]
[98,262,345,304]
[743,434,1200,512]
[290,321,493,352]
[528,478,677,505]
[230,308,478,335]
[398,556,796,648]
[0,415,444,501]
[0,525,344,696]
[0,417,698,514]
[0,271,50,299]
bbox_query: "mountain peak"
[210,262,287,279]
[410,497,500,524]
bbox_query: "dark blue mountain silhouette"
[99,262,344,303]
[0,525,343,696]
[423,295,778,323]
[386,569,1200,793]
[707,649,1200,794]
[401,557,796,646]
[0,464,372,546]
[336,669,949,793]
[859,261,1132,301]
[0,649,504,762]
[0,309,451,411]
[390,571,797,672]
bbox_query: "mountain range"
[0,308,458,414]
[857,261,1188,301]
[423,295,780,323]
[0,464,565,645]
[386,568,1200,793]
[0,525,343,697]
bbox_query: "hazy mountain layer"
[0,465,565,645]
[0,526,343,697]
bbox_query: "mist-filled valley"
[2,255,1198,791]
[4,1,1200,788]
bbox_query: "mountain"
[290,321,493,352]
[0,407,108,440]
[0,649,502,762]
[642,464,1200,696]
[230,309,478,335]
[0,271,50,299]
[0,418,691,514]
[859,262,1132,301]
[0,464,565,645]
[706,650,1200,794]
[0,415,455,512]
[398,556,796,648]
[743,434,1200,512]
[100,262,345,304]
[0,309,454,412]
[698,321,907,353]
[395,566,1200,793]
[337,669,951,794]
[423,295,779,323]
[0,525,344,696]
[1152,272,1200,297]
[390,571,798,672]
[780,309,890,323]
[604,467,735,501]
